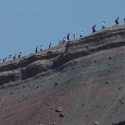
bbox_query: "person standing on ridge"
[40,45,43,51]
[49,43,52,48]
[80,30,83,38]
[102,21,105,29]
[92,25,96,33]
[67,33,70,41]
[124,18,125,24]
[18,52,21,58]
[3,57,7,62]
[13,54,17,60]
[62,37,66,44]
[59,40,61,45]
[35,46,38,53]
[73,32,77,40]
[8,55,12,61]
[115,17,119,25]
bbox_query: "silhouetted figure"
[13,54,17,60]
[35,46,38,53]
[67,33,70,41]
[92,25,96,33]
[73,32,77,40]
[124,18,125,24]
[40,45,43,51]
[3,57,7,62]
[115,17,119,25]
[80,30,83,38]
[8,55,12,61]
[102,21,105,29]
[18,52,21,58]
[49,43,52,48]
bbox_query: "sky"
[0,0,125,60]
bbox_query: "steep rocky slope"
[0,25,125,125]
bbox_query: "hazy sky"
[0,0,125,60]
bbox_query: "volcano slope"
[0,25,125,125]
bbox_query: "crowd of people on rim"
[0,52,22,63]
[0,17,125,63]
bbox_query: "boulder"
[109,57,112,59]
[55,82,59,86]
[56,106,62,112]
[94,121,99,125]
[60,112,65,117]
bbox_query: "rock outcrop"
[1,25,125,85]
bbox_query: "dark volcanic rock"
[119,99,125,104]
[109,57,112,59]
[113,121,125,125]
[105,81,110,84]
[55,82,59,86]
[60,112,65,117]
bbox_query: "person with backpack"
[73,32,77,40]
[13,54,17,60]
[115,17,119,25]
[67,33,70,41]
[35,46,38,53]
[102,21,105,29]
[80,30,83,38]
[92,25,96,33]
[18,52,21,58]
[49,43,52,48]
